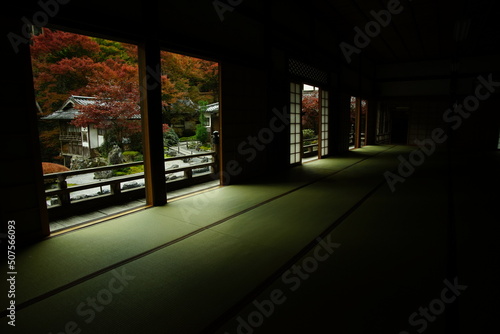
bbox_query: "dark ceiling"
[9,0,499,68]
[313,0,500,64]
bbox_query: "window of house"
[160,50,220,194]
[349,97,368,149]
[320,90,329,156]
[290,82,302,164]
[360,99,368,147]
[497,128,500,149]
[31,27,144,231]
[350,96,357,149]
[31,28,220,233]
[376,103,391,144]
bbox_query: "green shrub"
[122,151,140,162]
[179,135,197,142]
[163,128,180,148]
[196,124,209,144]
[302,129,316,139]
[133,154,143,162]
[123,151,140,156]
[113,167,131,176]
[129,165,144,174]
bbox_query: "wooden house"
[42,96,107,165]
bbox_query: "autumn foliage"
[302,91,320,133]
[31,28,218,161]
[31,30,103,113]
[71,59,141,144]
[42,162,70,174]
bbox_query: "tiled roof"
[68,96,98,106]
[42,96,96,120]
[205,102,219,113]
[41,107,80,120]
[42,95,141,120]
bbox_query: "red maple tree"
[302,91,320,132]
[71,59,141,145]
[31,29,103,113]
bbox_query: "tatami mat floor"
[1,145,498,333]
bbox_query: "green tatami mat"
[1,145,403,307]
[214,151,452,334]
[9,229,295,333]
[8,209,199,305]
[1,145,420,333]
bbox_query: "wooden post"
[111,182,121,195]
[138,1,167,206]
[185,168,193,180]
[212,137,219,173]
[57,175,71,207]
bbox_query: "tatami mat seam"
[0,145,398,319]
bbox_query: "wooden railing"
[44,151,217,219]
[303,136,319,157]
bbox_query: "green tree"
[91,38,137,64]
[195,125,209,144]
[163,124,179,148]
[195,101,209,144]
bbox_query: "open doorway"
[302,84,320,162]
[159,50,220,198]
[349,96,357,149]
[360,99,368,147]
[350,97,369,149]
[31,28,145,231]
[290,82,329,164]
[31,27,220,232]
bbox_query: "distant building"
[42,96,107,165]
[166,99,219,137]
[43,95,141,165]
[204,102,219,134]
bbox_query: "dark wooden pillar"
[138,1,166,206]
[355,97,361,148]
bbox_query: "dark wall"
[219,61,269,184]
[1,11,49,243]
